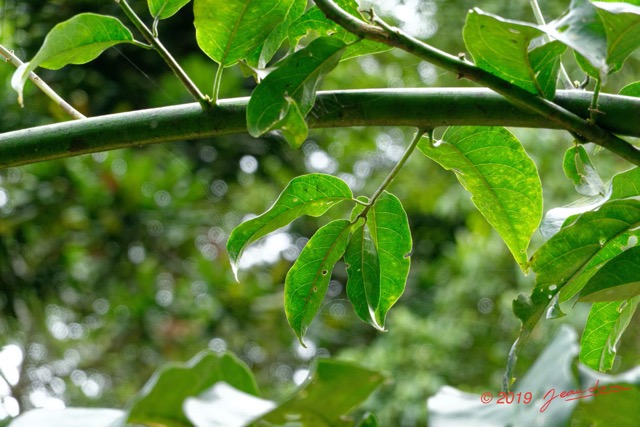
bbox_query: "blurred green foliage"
[1,0,639,426]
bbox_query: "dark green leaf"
[258,358,385,426]
[529,41,567,99]
[288,0,390,60]
[357,412,380,427]
[278,96,309,148]
[579,247,640,302]
[148,0,191,20]
[367,191,412,328]
[531,199,640,304]
[594,1,640,74]
[194,0,296,67]
[7,409,125,427]
[245,0,307,68]
[227,173,352,279]
[545,0,608,79]
[125,351,259,427]
[419,127,542,270]
[345,220,383,329]
[11,13,135,105]
[580,297,640,371]
[563,145,605,197]
[464,9,550,96]
[246,36,346,141]
[285,219,352,344]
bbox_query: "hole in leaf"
[322,270,328,276]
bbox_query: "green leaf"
[531,199,640,304]
[544,0,608,79]
[619,81,640,96]
[345,220,383,330]
[580,297,640,372]
[11,13,135,105]
[226,173,352,279]
[278,96,309,149]
[246,0,307,68]
[610,167,640,199]
[464,9,561,97]
[563,145,605,197]
[125,351,259,427]
[579,247,640,302]
[593,1,640,74]
[148,0,191,20]
[194,0,296,67]
[366,191,412,328]
[288,1,390,60]
[529,41,567,99]
[7,409,125,427]
[258,358,385,426]
[246,36,346,141]
[357,413,381,427]
[419,127,542,270]
[285,219,352,344]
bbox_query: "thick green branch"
[313,0,640,165]
[1,89,639,169]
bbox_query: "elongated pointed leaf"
[594,1,640,74]
[125,351,258,427]
[278,96,309,149]
[285,219,352,343]
[148,0,191,20]
[227,174,352,278]
[579,247,640,302]
[258,359,385,426]
[529,41,567,99]
[247,36,346,143]
[11,13,135,105]
[464,9,552,96]
[366,191,412,328]
[194,0,295,66]
[345,221,383,329]
[563,145,606,197]
[580,297,640,372]
[531,200,640,304]
[419,127,542,270]
[544,0,608,79]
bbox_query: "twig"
[0,44,86,120]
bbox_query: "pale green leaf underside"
[285,219,352,343]
[563,145,605,197]
[367,191,412,328]
[594,1,640,74]
[194,0,295,66]
[419,127,542,270]
[11,13,134,104]
[148,0,191,20]
[247,36,346,139]
[226,173,352,279]
[580,297,640,372]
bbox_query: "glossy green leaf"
[277,96,309,148]
[579,247,640,302]
[345,220,383,330]
[11,13,135,105]
[563,145,605,197]
[148,0,191,20]
[610,167,640,199]
[288,0,390,60]
[285,219,352,344]
[194,0,296,67]
[7,409,125,427]
[125,351,259,427]
[464,9,557,97]
[227,173,352,279]
[580,297,640,372]
[529,41,567,99]
[366,191,412,328]
[531,200,640,304]
[593,1,640,74]
[245,0,306,68]
[619,81,640,96]
[419,127,542,270]
[545,0,608,79]
[258,358,385,426]
[246,36,346,141]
